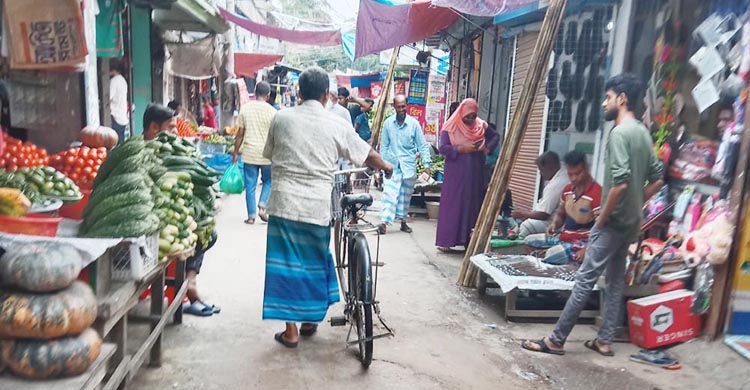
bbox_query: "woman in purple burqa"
[436,99,499,251]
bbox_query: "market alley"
[129,192,745,390]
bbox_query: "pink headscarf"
[444,98,487,146]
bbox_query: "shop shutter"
[506,32,546,211]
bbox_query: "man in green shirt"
[521,73,664,357]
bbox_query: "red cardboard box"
[627,289,701,349]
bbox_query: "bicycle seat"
[341,193,373,209]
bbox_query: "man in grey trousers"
[521,73,664,356]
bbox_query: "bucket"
[59,189,92,220]
[0,213,63,236]
[426,201,440,220]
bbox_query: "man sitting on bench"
[524,151,601,265]
[512,152,569,238]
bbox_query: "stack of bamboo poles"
[370,47,401,150]
[457,0,570,287]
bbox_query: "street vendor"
[143,104,220,316]
[143,104,177,140]
[524,150,602,265]
[513,151,569,238]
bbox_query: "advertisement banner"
[407,104,426,130]
[394,79,407,96]
[424,103,443,143]
[408,70,428,105]
[371,81,384,99]
[427,74,447,104]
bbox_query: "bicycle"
[330,167,394,368]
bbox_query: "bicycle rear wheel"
[354,302,373,368]
[348,234,373,368]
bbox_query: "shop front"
[628,0,749,348]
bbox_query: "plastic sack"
[219,163,244,194]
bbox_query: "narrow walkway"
[130,193,744,390]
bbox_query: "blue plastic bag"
[219,163,244,194]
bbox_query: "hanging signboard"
[408,70,428,105]
[4,0,88,70]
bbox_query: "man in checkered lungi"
[378,95,432,235]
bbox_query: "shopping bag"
[3,0,88,70]
[219,163,244,194]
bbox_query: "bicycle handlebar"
[334,167,372,175]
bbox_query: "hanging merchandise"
[692,263,715,315]
[95,0,125,58]
[166,37,223,81]
[2,0,88,69]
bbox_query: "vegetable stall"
[0,128,220,389]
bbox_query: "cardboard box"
[628,289,701,349]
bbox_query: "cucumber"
[108,151,146,177]
[87,173,147,212]
[83,203,154,235]
[84,214,160,238]
[95,139,146,186]
[82,189,152,222]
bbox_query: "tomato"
[69,172,80,182]
[10,157,17,165]
[95,158,104,166]
[73,165,82,174]
[65,155,76,165]
[8,145,18,154]
[43,156,49,165]
[51,155,62,163]
[82,166,93,175]
[88,171,97,181]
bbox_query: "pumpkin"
[0,281,97,339]
[0,242,83,293]
[80,126,118,149]
[1,328,102,379]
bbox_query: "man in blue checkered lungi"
[378,95,432,234]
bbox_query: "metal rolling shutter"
[507,32,546,211]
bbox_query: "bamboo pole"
[371,47,400,150]
[457,0,570,287]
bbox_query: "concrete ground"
[130,192,748,390]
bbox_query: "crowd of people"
[135,66,665,359]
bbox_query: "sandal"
[244,218,255,225]
[258,209,269,223]
[274,331,298,348]
[584,339,615,357]
[183,301,213,317]
[437,247,452,253]
[199,300,221,314]
[400,222,413,233]
[521,338,565,355]
[299,323,318,337]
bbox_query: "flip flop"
[274,331,298,348]
[521,339,565,356]
[584,339,615,357]
[199,300,221,314]
[258,210,269,223]
[300,323,318,336]
[183,302,213,317]
[244,218,255,225]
